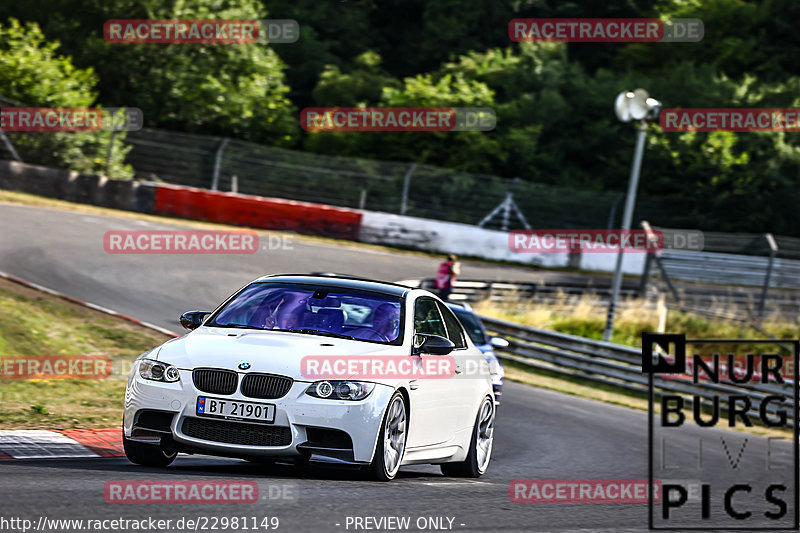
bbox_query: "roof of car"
[253,274,413,297]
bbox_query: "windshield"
[207,282,403,344]
[451,308,487,346]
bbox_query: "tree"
[0,0,298,145]
[0,19,133,178]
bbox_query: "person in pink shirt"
[434,254,460,301]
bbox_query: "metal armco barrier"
[404,275,800,323]
[404,278,642,303]
[645,224,800,321]
[479,315,797,426]
[653,249,800,288]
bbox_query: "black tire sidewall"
[123,434,177,467]
[441,396,493,477]
[371,392,406,481]
[471,397,494,475]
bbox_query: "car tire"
[368,392,408,481]
[440,396,494,478]
[123,434,177,467]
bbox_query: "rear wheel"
[368,392,407,481]
[441,396,494,477]
[123,434,177,467]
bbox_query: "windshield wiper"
[285,328,355,340]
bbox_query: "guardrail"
[479,315,796,426]
[402,275,800,324]
[401,278,642,304]
[645,223,800,321]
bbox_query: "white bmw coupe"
[123,274,495,480]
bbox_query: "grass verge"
[0,277,172,429]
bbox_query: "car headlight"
[305,380,375,401]
[139,359,180,383]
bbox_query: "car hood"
[155,326,400,379]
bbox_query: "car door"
[405,296,461,448]
[437,301,483,432]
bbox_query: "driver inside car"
[372,303,400,341]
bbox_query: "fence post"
[606,193,624,229]
[758,233,778,322]
[0,129,22,162]
[210,138,229,191]
[400,163,417,215]
[652,254,679,301]
[639,253,654,297]
[104,109,119,178]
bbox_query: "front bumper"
[124,369,394,464]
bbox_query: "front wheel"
[368,392,408,481]
[123,434,177,467]
[441,396,494,478]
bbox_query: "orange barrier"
[153,184,363,240]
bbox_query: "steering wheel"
[349,328,391,342]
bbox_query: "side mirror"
[180,311,210,330]
[414,334,455,355]
[490,337,509,349]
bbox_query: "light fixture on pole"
[602,89,661,342]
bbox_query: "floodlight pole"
[603,120,647,342]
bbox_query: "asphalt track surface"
[0,203,570,334]
[0,202,796,532]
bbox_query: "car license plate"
[196,396,275,424]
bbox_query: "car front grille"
[182,418,292,446]
[192,368,238,395]
[241,373,293,399]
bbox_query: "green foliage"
[305,63,504,172]
[0,19,96,106]
[0,19,133,178]
[0,0,297,145]
[550,317,605,340]
[312,51,399,107]
[2,0,800,231]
